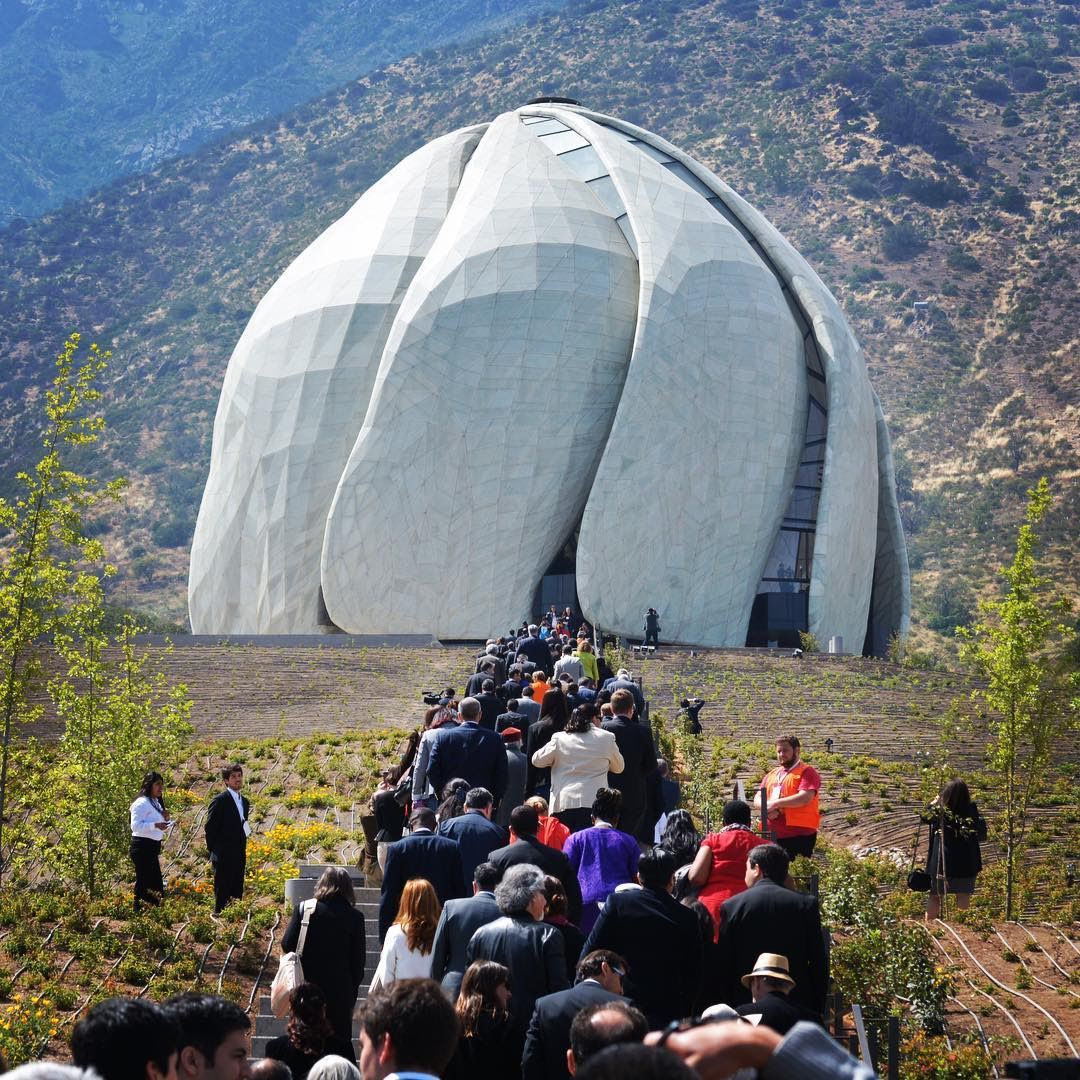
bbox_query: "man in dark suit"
[437,787,508,884]
[716,843,829,1016]
[473,646,506,685]
[487,805,582,924]
[515,624,553,676]
[501,666,529,702]
[601,669,646,715]
[522,948,630,1080]
[602,689,659,842]
[426,697,508,805]
[464,659,499,699]
[474,680,503,730]
[735,951,822,1035]
[581,847,702,1027]
[204,763,251,913]
[429,861,502,1000]
[378,806,466,938]
[496,699,530,735]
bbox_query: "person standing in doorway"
[758,735,820,858]
[205,763,251,913]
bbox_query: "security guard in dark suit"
[205,763,251,913]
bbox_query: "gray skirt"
[931,875,977,896]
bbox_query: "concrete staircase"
[252,879,382,1059]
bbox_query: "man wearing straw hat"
[736,953,822,1035]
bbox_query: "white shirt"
[369,925,433,991]
[227,786,252,836]
[130,795,167,841]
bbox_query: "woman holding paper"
[129,770,171,911]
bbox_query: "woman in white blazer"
[530,705,624,833]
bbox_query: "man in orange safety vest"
[758,734,821,858]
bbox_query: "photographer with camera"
[412,694,460,810]
[679,698,706,736]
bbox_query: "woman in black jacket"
[924,779,987,919]
[281,867,365,1051]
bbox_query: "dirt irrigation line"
[1015,923,1077,983]
[11,924,58,983]
[137,922,191,998]
[995,926,1080,1000]
[945,994,1000,1079]
[246,911,282,1013]
[935,920,1076,1056]
[217,913,253,994]
[921,926,1037,1059]
[1040,923,1080,959]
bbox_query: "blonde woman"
[574,639,599,685]
[369,878,441,990]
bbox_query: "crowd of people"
[250,627,862,1077]
[87,619,991,1080]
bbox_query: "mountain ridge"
[0,0,566,224]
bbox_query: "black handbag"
[906,821,932,892]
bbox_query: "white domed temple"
[189,101,909,654]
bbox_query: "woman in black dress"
[445,961,519,1080]
[924,779,987,919]
[280,867,365,1052]
[265,983,355,1080]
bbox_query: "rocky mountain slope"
[0,0,564,224]
[0,0,1076,642]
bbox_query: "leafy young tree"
[0,334,124,877]
[959,478,1078,919]
[34,581,192,897]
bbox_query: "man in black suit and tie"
[426,697,508,806]
[379,806,466,938]
[716,843,829,1017]
[522,948,630,1080]
[205,763,251,913]
[429,861,502,1000]
[602,688,659,842]
[487,805,583,924]
[581,846,702,1027]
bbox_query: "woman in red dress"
[687,799,760,941]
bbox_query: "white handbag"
[270,898,315,1018]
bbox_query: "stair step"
[257,988,372,1017]
[255,1016,363,1037]
[251,1035,361,1060]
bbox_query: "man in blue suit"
[426,697,508,807]
[378,806,465,938]
[515,624,554,676]
[437,787,508,884]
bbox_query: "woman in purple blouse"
[563,788,641,935]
